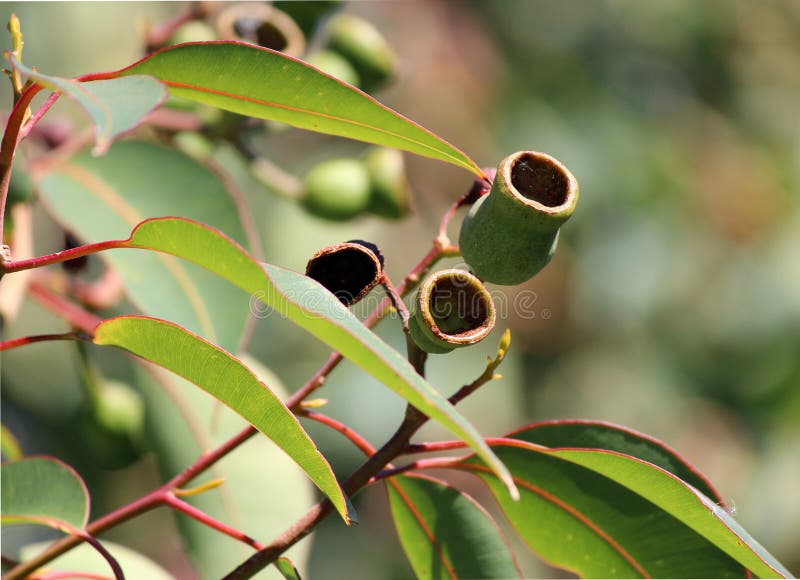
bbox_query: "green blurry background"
[1,1,798,578]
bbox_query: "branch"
[0,331,89,351]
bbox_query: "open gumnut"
[305,240,384,306]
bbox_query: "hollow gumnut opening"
[306,241,383,307]
[425,272,493,338]
[510,152,570,208]
[234,17,289,51]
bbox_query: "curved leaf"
[37,141,252,352]
[458,440,790,578]
[275,556,302,580]
[134,355,314,576]
[11,57,166,155]
[1,456,88,531]
[387,474,521,579]
[510,419,723,503]
[104,216,515,497]
[110,41,483,176]
[93,315,350,524]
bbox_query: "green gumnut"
[169,21,218,45]
[80,380,146,469]
[301,158,371,221]
[326,14,397,91]
[409,269,496,354]
[459,151,579,285]
[274,1,342,36]
[363,147,412,219]
[307,49,361,88]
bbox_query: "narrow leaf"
[109,216,516,497]
[110,42,483,176]
[1,456,89,530]
[93,315,351,523]
[510,419,723,503]
[37,141,252,352]
[387,474,521,579]
[275,556,302,580]
[11,57,166,154]
[459,439,790,578]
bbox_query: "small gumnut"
[363,147,412,219]
[409,269,496,354]
[307,49,361,88]
[306,240,384,306]
[458,151,578,285]
[325,14,397,92]
[301,158,372,221]
[216,2,306,57]
[169,20,218,44]
[272,0,342,36]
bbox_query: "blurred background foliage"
[1,1,798,578]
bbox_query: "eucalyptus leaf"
[387,474,521,579]
[11,57,166,154]
[1,456,88,531]
[111,42,483,176]
[94,316,350,524]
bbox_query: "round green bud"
[459,151,579,285]
[363,147,411,219]
[301,158,371,221]
[326,14,397,91]
[80,380,146,469]
[409,269,496,354]
[169,21,218,45]
[307,49,361,88]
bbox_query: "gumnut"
[216,2,306,57]
[169,20,218,44]
[307,49,361,88]
[306,240,384,306]
[409,269,496,354]
[363,147,412,219]
[326,14,397,92]
[301,158,371,221]
[458,151,578,285]
[80,380,146,469]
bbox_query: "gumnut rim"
[305,240,384,307]
[417,269,496,348]
[215,2,306,57]
[505,151,578,214]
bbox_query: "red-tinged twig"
[30,571,113,580]
[28,282,103,334]
[1,82,44,243]
[164,492,264,551]
[299,410,376,457]
[1,239,127,274]
[143,2,209,52]
[17,92,61,141]
[0,331,89,351]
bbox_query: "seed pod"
[363,147,412,219]
[169,20,218,45]
[301,158,371,221]
[409,269,496,354]
[459,151,578,285]
[306,240,384,306]
[307,49,361,88]
[216,2,306,57]
[326,14,397,92]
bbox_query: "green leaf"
[275,556,302,580]
[510,419,723,503]
[460,440,791,578]
[387,474,521,579]
[134,355,313,577]
[93,315,350,524]
[1,456,88,531]
[108,216,516,497]
[11,57,166,154]
[21,539,172,580]
[111,42,483,176]
[37,141,252,352]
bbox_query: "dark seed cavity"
[428,275,490,336]
[511,153,569,208]
[306,243,382,306]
